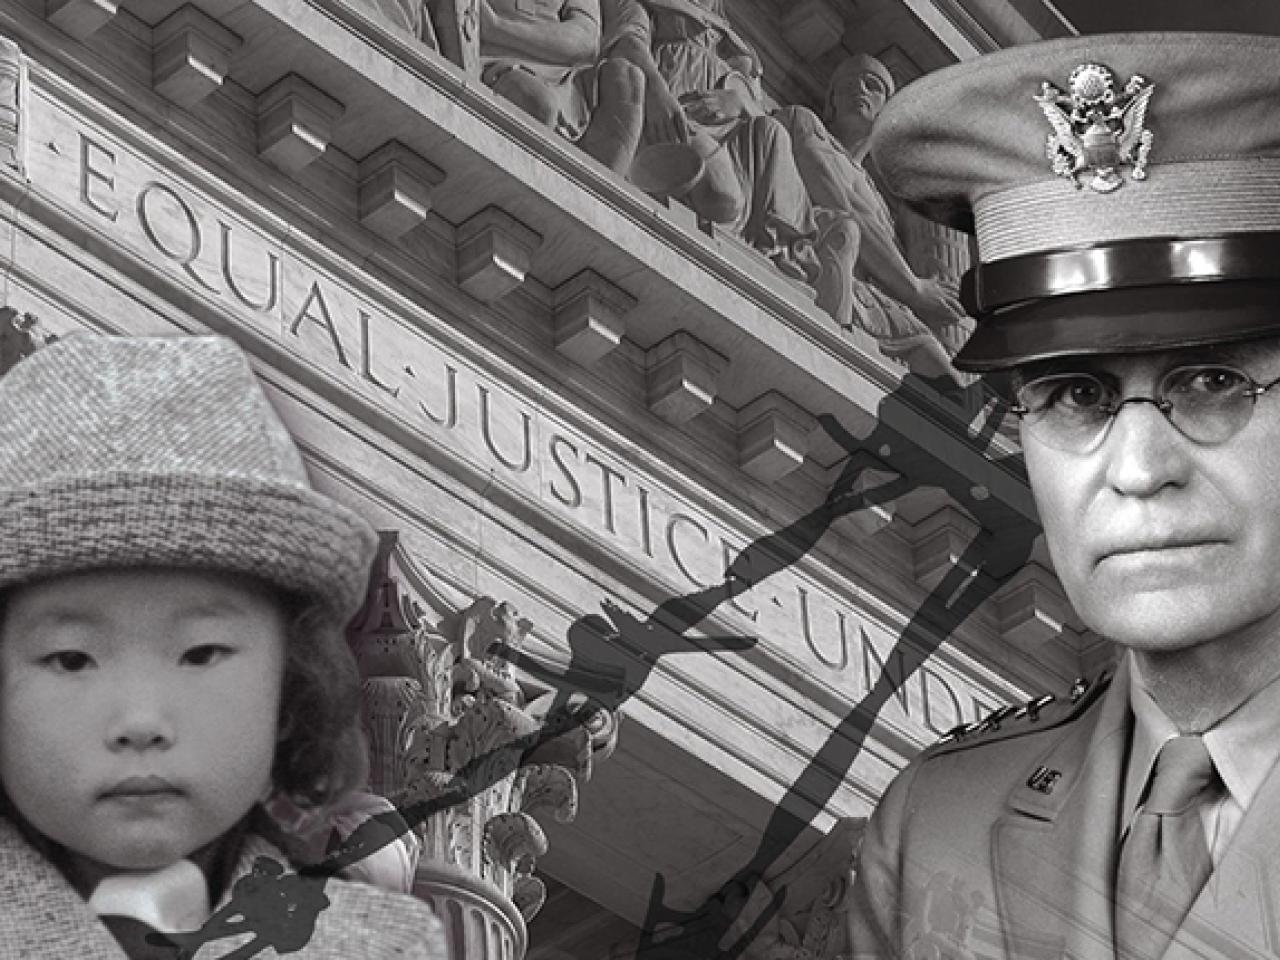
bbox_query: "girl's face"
[0,568,287,870]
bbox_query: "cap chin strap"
[962,232,1280,317]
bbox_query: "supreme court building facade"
[0,0,1116,956]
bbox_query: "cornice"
[0,0,1094,707]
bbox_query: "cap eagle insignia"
[1034,63,1154,193]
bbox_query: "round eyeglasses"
[1012,364,1280,453]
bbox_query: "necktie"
[1115,735,1220,960]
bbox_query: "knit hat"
[871,32,1280,370]
[0,334,378,620]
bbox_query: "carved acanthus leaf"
[514,764,578,825]
[453,657,523,712]
[459,596,533,679]
[512,875,547,922]
[484,811,548,872]
[523,692,619,780]
[408,625,456,723]
[447,697,542,769]
[447,815,474,869]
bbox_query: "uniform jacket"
[0,815,445,959]
[849,657,1280,959]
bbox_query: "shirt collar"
[1123,651,1280,828]
[1204,668,1280,814]
[0,787,252,905]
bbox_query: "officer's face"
[1021,341,1280,653]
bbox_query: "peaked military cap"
[871,32,1280,371]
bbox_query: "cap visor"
[954,281,1280,372]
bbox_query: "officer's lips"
[1096,535,1230,564]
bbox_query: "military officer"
[850,32,1280,960]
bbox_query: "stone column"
[348,532,619,960]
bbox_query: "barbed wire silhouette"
[148,374,1037,960]
[633,377,1039,960]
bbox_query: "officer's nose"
[1101,400,1192,498]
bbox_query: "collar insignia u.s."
[1033,62,1155,193]
[1027,765,1063,794]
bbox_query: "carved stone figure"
[353,0,441,44]
[607,0,822,279]
[777,54,974,381]
[476,0,645,173]
[902,873,985,960]
[741,819,866,960]
[430,0,479,71]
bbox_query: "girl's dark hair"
[272,597,369,809]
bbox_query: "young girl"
[0,334,444,958]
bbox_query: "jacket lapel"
[0,816,127,959]
[992,661,1133,960]
[1164,752,1280,958]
